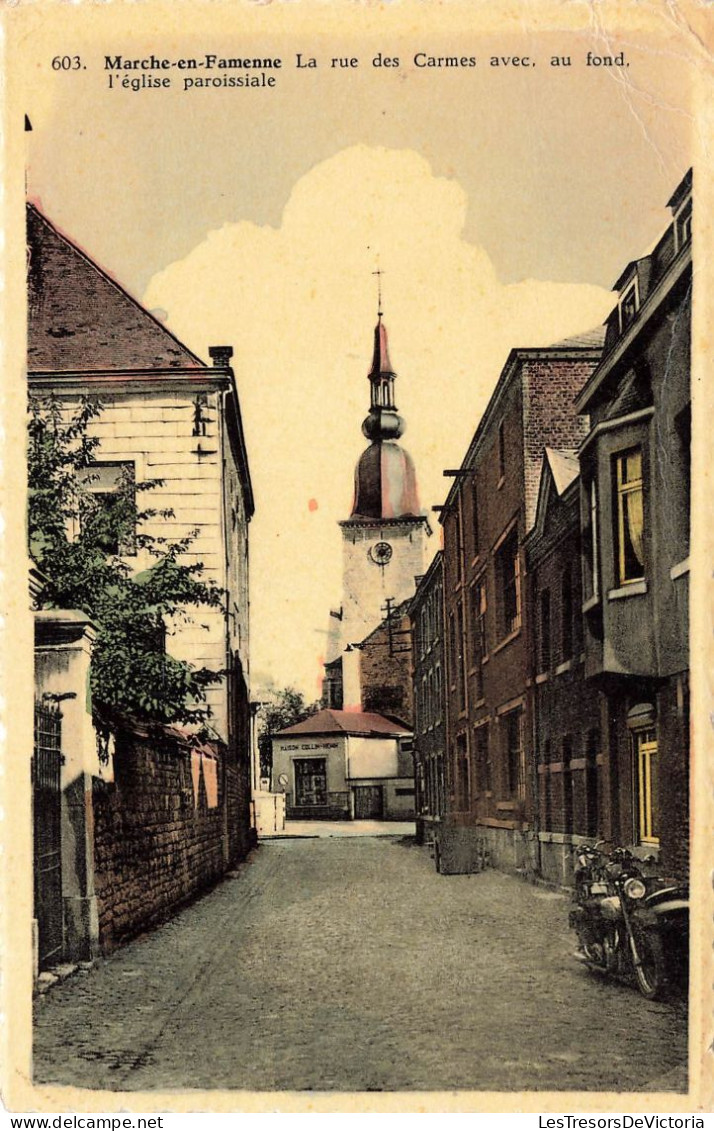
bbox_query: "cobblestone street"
[33,834,687,1095]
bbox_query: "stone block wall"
[92,727,235,953]
[360,604,413,724]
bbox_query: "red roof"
[27,203,204,372]
[275,708,410,739]
[368,317,394,378]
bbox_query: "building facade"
[574,170,691,878]
[524,450,604,887]
[436,339,603,874]
[28,203,255,961]
[409,551,446,848]
[271,708,415,821]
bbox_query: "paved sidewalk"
[33,837,687,1094]
[261,819,415,839]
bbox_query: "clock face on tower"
[369,540,393,566]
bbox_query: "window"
[471,476,480,556]
[294,758,327,807]
[635,729,659,845]
[496,528,521,638]
[561,570,573,662]
[675,404,691,557]
[584,478,600,599]
[503,709,524,799]
[474,579,487,660]
[614,448,645,585]
[675,197,692,251]
[498,421,506,483]
[472,578,487,700]
[145,617,166,655]
[476,723,491,794]
[79,461,136,556]
[456,491,465,582]
[539,588,551,673]
[618,280,639,333]
[456,599,466,711]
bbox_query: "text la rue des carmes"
[104,50,629,90]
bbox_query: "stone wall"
[92,727,236,953]
[359,603,414,725]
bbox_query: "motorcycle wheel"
[632,928,666,1001]
[580,940,603,965]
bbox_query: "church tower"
[337,305,431,705]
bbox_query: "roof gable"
[27,204,204,372]
[531,448,579,543]
[274,708,410,739]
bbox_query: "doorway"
[353,784,384,820]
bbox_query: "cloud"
[143,145,613,695]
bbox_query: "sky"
[21,8,693,697]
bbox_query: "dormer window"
[674,196,692,253]
[618,278,640,333]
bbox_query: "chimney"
[209,345,233,368]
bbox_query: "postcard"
[2,0,712,1116]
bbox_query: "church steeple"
[350,307,420,521]
[362,315,405,442]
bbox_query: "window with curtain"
[615,447,645,584]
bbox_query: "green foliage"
[257,687,319,779]
[28,394,225,728]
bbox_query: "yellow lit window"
[636,728,659,845]
[615,448,645,584]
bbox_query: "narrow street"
[33,833,687,1094]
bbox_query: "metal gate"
[33,702,63,969]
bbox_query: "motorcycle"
[569,842,688,1000]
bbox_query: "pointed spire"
[369,317,394,380]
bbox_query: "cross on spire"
[372,262,385,318]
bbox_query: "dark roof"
[349,440,421,521]
[548,326,606,349]
[27,203,204,372]
[667,168,692,212]
[274,708,410,738]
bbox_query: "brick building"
[524,449,604,887]
[28,203,255,958]
[574,170,691,878]
[436,339,603,874]
[409,551,446,847]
